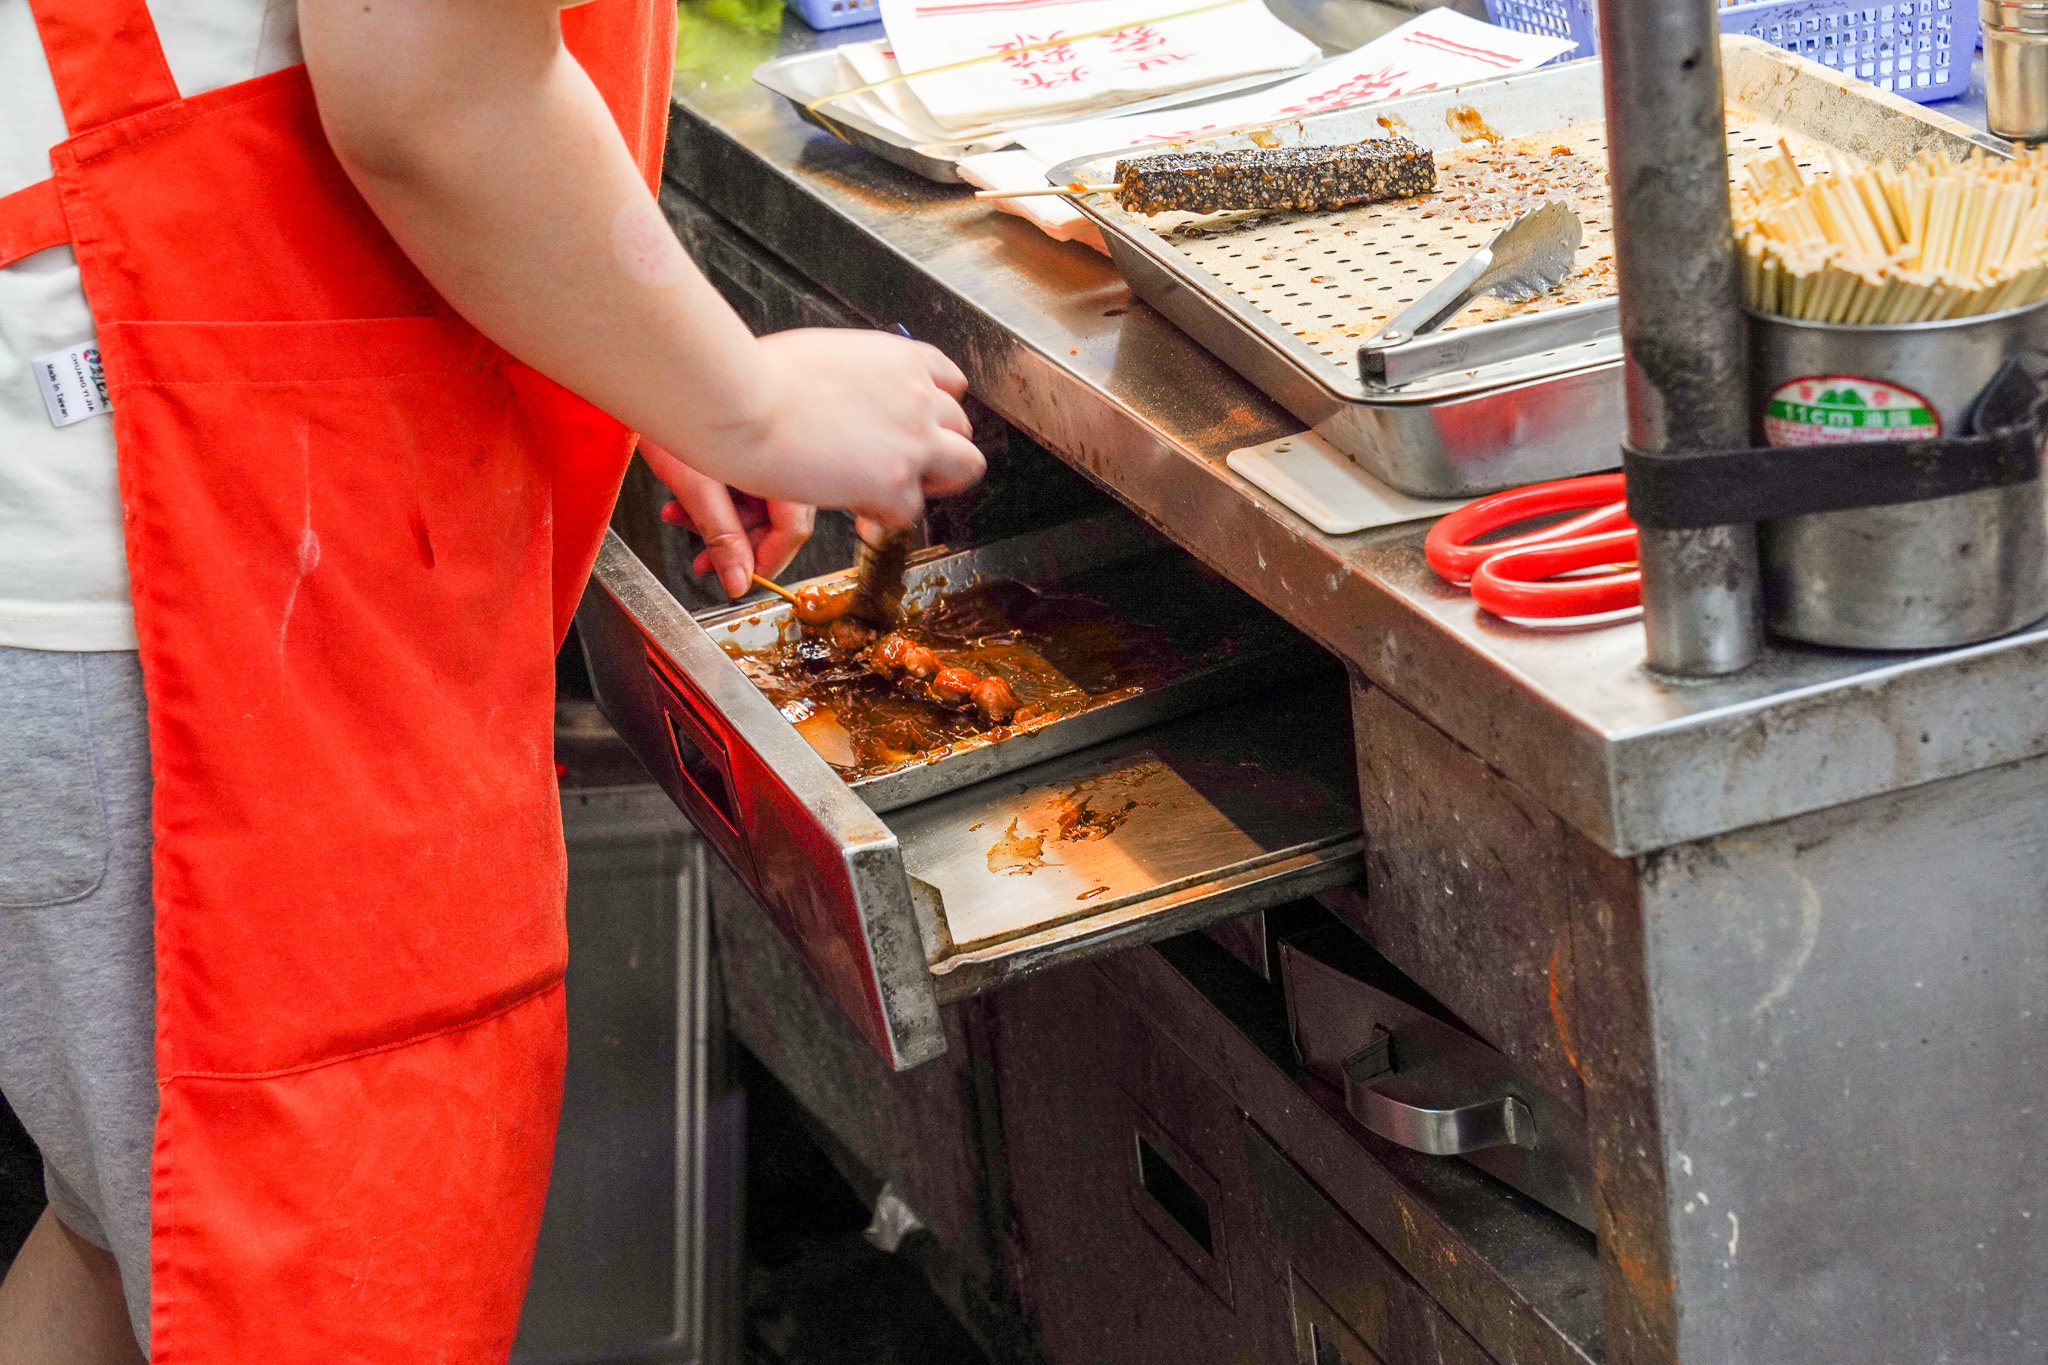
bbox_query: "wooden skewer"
[750,574,800,605]
[974,183,1115,199]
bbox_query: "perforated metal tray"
[1047,37,2003,497]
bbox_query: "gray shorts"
[0,645,156,1350]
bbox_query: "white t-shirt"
[0,0,301,651]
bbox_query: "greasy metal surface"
[1638,747,2048,1361]
[579,530,943,1069]
[1601,0,1761,676]
[1750,307,2048,648]
[701,855,1042,1365]
[668,21,2048,858]
[1244,1127,1500,1365]
[589,517,1363,1068]
[1284,936,1596,1232]
[692,511,1304,812]
[1332,681,1676,1359]
[1046,41,1983,499]
[1104,934,1603,1365]
[893,684,1364,995]
[1058,66,1843,397]
[990,959,1294,1364]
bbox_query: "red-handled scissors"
[1424,474,1640,620]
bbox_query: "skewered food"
[792,581,858,625]
[733,575,1186,779]
[871,637,1019,721]
[827,618,875,652]
[970,675,1019,724]
[868,632,911,675]
[930,666,981,707]
[1114,137,1435,216]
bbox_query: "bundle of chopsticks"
[1736,143,2048,324]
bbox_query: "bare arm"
[298,0,982,526]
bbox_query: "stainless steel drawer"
[1280,929,1593,1231]
[579,522,1363,1070]
[1244,1124,1497,1365]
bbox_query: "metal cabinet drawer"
[1244,1123,1496,1365]
[579,520,1363,1070]
[1280,928,1593,1231]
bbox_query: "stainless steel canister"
[1750,305,2048,650]
[1984,0,2048,142]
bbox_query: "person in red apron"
[0,1,984,1360]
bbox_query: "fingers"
[676,479,755,601]
[914,340,969,398]
[853,488,926,530]
[920,429,987,497]
[932,389,974,442]
[750,500,816,580]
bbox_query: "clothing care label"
[1762,374,1937,446]
[32,341,112,428]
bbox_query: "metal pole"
[1599,0,1763,675]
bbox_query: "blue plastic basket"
[1483,0,1977,103]
[786,0,879,30]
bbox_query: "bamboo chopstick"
[1737,145,2048,322]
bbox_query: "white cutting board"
[1226,431,1470,534]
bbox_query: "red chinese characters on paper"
[1013,66,1090,88]
[1277,64,1433,116]
[990,30,1073,66]
[991,30,1083,88]
[1108,24,1169,52]
[1108,24,1193,73]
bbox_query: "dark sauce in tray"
[725,577,1194,780]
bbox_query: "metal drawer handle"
[1340,1032,1536,1157]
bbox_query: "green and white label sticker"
[1763,374,1938,446]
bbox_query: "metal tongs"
[1360,201,1616,390]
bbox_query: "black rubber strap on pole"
[1624,363,2046,530]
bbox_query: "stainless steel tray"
[1048,37,2004,497]
[691,512,1304,811]
[579,520,1361,1071]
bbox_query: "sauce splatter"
[986,819,1047,876]
[1446,104,1504,145]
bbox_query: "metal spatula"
[1371,201,1583,347]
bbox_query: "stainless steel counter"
[666,21,2041,857]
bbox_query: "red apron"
[0,2,674,1358]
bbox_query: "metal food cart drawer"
[579,527,1364,1071]
[1244,1124,1497,1365]
[1281,930,1593,1231]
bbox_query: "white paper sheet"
[879,0,1322,132]
[1015,8,1578,163]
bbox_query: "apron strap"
[27,0,181,135]
[0,180,69,269]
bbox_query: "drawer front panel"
[994,961,1291,1364]
[1244,1124,1496,1365]
[1281,931,1594,1231]
[1341,683,1595,1113]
